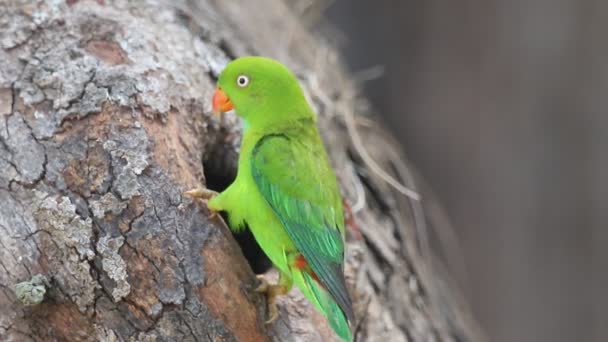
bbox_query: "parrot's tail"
[300,271,353,342]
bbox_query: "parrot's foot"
[184,187,218,199]
[255,275,290,324]
[184,187,219,218]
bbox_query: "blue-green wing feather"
[251,132,354,323]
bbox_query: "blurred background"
[324,1,607,342]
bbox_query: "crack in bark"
[123,296,157,330]
[59,70,99,127]
[150,202,188,295]
[122,238,161,276]
[4,110,48,187]
[119,200,145,236]
[0,322,14,334]
[10,152,47,190]
[21,227,51,243]
[182,318,199,341]
[5,83,16,138]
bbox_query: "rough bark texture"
[0,0,482,341]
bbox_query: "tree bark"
[0,0,482,341]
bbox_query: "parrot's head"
[212,56,314,128]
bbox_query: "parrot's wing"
[251,133,354,323]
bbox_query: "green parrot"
[186,56,354,341]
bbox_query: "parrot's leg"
[255,272,293,323]
[184,187,219,218]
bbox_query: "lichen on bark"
[13,274,48,306]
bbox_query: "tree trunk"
[0,0,482,341]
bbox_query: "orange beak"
[212,87,234,115]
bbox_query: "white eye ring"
[236,75,249,87]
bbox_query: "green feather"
[251,132,355,324]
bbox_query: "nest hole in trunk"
[203,140,273,274]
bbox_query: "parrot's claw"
[254,275,288,324]
[184,187,218,200]
[266,303,279,324]
[254,275,269,293]
[184,187,219,218]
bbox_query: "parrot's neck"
[242,118,317,140]
[238,94,315,129]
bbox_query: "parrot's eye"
[236,75,249,88]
